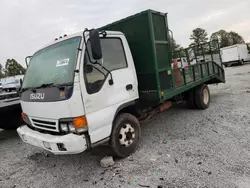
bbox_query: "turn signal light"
[21,112,25,120]
[73,116,87,128]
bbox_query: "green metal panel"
[156,44,169,70]
[152,13,167,41]
[152,12,171,70]
[147,10,161,101]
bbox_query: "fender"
[113,100,136,118]
[89,100,137,146]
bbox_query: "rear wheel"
[194,84,210,109]
[110,113,141,158]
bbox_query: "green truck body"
[101,9,225,107]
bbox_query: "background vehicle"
[0,89,22,129]
[0,77,22,129]
[220,44,250,67]
[1,75,24,92]
[17,10,225,158]
[0,94,21,129]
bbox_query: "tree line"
[0,59,26,79]
[174,28,247,50]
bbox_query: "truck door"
[81,35,139,144]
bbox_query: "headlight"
[60,123,69,132]
[59,116,88,134]
[68,123,76,132]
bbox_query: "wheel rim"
[203,88,209,105]
[119,124,135,147]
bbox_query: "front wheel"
[110,113,141,158]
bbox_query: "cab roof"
[41,30,124,49]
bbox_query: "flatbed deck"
[162,61,225,101]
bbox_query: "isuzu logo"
[30,93,45,100]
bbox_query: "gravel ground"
[1,63,250,188]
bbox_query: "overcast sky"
[1,0,249,67]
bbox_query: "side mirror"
[89,29,102,60]
[85,64,93,73]
[25,56,32,67]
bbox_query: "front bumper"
[17,125,87,155]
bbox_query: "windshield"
[22,37,81,89]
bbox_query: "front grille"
[32,119,56,125]
[30,117,58,132]
[33,123,57,130]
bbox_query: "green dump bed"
[100,10,225,106]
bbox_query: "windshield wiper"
[20,86,35,92]
[21,82,73,92]
[35,83,55,89]
[37,82,74,89]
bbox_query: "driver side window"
[84,38,127,94]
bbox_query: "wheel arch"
[113,100,138,119]
[111,100,139,130]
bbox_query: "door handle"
[126,84,133,91]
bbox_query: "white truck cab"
[17,30,139,157]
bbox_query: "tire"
[238,60,244,66]
[241,60,244,65]
[186,89,197,109]
[110,113,141,158]
[194,84,210,109]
